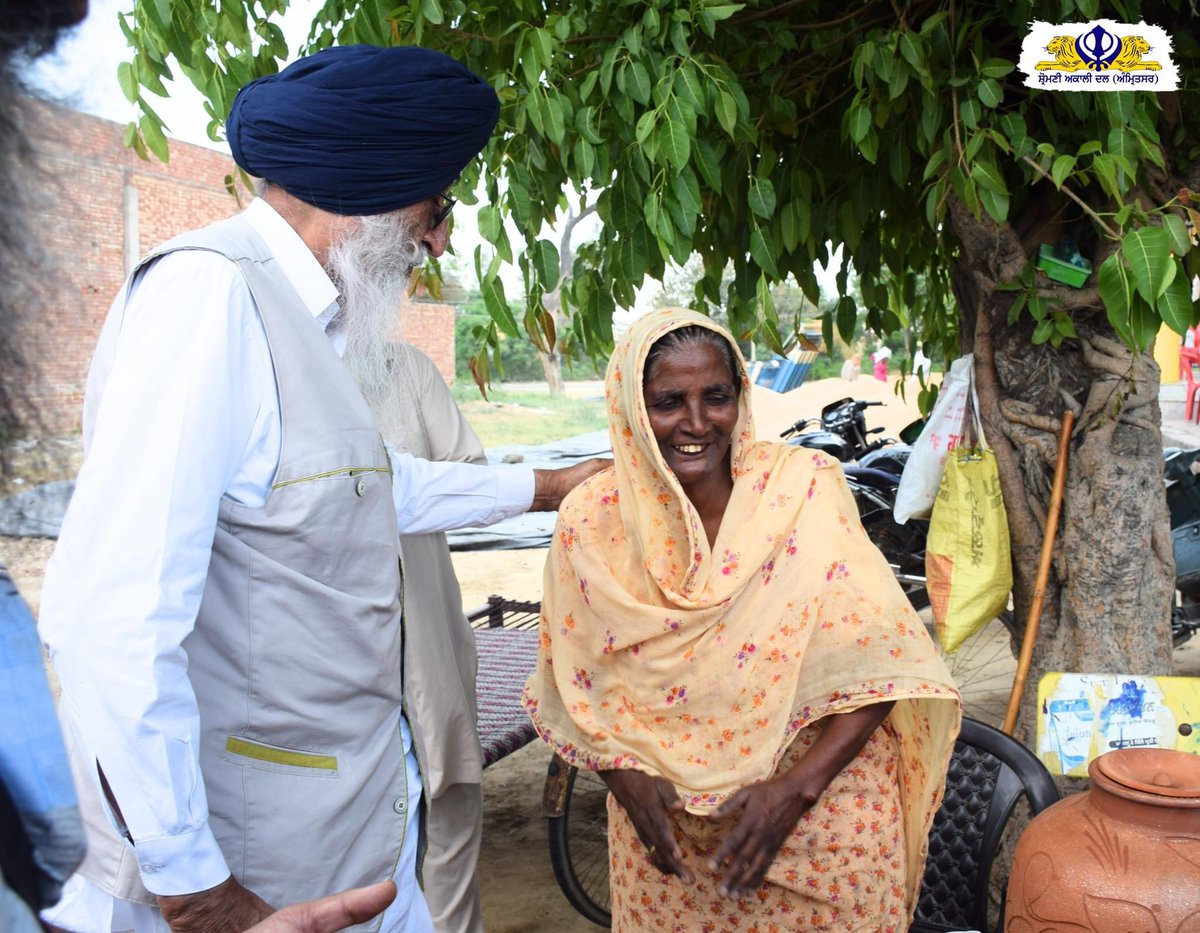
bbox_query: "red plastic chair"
[1183,337,1200,424]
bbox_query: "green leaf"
[923,147,949,183]
[117,61,138,103]
[576,105,604,145]
[420,0,443,24]
[1158,267,1193,336]
[627,60,652,105]
[1032,318,1054,345]
[1098,252,1134,347]
[672,165,702,216]
[694,138,722,194]
[780,200,800,252]
[617,228,649,282]
[1122,226,1176,303]
[542,93,566,145]
[482,274,519,338]
[748,177,776,219]
[847,103,871,144]
[1006,292,1028,325]
[1092,153,1123,199]
[1129,294,1160,352]
[477,204,502,243]
[971,159,1007,195]
[573,138,595,177]
[139,114,170,163]
[599,45,618,94]
[715,91,737,137]
[675,65,706,113]
[1106,126,1139,167]
[899,32,923,71]
[978,185,1009,224]
[1104,91,1136,126]
[660,116,691,169]
[532,239,560,286]
[959,98,980,129]
[980,58,1014,78]
[1051,155,1076,189]
[1164,214,1192,256]
[635,111,656,146]
[704,4,744,22]
[749,227,780,277]
[977,78,1002,108]
[835,295,857,344]
[859,129,878,164]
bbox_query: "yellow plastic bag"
[925,445,1013,654]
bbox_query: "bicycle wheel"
[924,608,1020,727]
[546,760,612,927]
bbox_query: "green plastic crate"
[1037,243,1092,288]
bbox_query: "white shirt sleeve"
[39,250,275,896]
[389,450,534,534]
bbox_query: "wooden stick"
[1002,410,1075,736]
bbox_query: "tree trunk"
[946,194,1176,919]
[539,340,566,397]
[947,194,1175,744]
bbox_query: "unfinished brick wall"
[22,100,456,434]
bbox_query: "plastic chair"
[1183,346,1200,424]
[910,717,1061,933]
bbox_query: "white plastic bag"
[893,354,976,524]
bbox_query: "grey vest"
[69,214,409,928]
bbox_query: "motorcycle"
[1163,447,1200,646]
[780,397,928,608]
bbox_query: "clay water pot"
[1005,747,1200,931]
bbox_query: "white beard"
[325,211,427,449]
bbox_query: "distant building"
[21,99,454,434]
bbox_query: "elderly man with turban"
[37,45,603,933]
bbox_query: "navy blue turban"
[227,44,499,216]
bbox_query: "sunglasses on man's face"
[431,192,456,229]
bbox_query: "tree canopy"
[120,0,1200,742]
[119,0,1198,376]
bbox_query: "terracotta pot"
[1005,747,1200,932]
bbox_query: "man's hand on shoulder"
[530,458,612,512]
[158,876,274,933]
[243,880,396,933]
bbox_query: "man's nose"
[422,221,449,258]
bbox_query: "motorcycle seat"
[842,465,900,492]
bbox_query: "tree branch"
[1021,155,1121,239]
[730,0,823,26]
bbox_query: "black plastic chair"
[910,717,1061,933]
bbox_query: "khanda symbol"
[1077,24,1121,69]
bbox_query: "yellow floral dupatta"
[524,309,960,907]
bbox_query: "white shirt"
[38,198,533,899]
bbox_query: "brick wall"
[21,100,456,434]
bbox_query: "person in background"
[871,344,892,382]
[525,309,960,932]
[37,43,604,933]
[913,347,933,381]
[840,352,861,382]
[373,343,489,933]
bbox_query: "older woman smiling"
[525,308,961,931]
